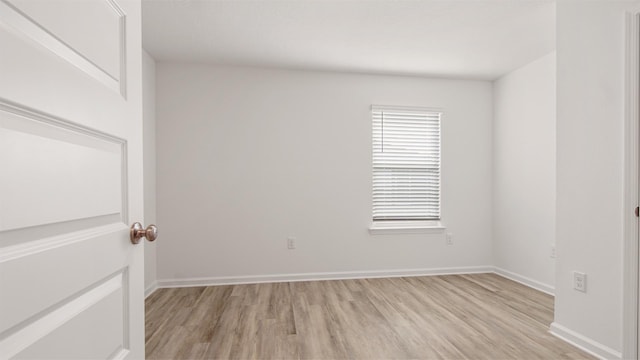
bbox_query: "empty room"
[1,0,640,359]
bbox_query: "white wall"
[142,50,157,294]
[552,2,639,358]
[156,65,493,282]
[492,52,556,293]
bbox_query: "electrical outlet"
[573,271,586,292]
[287,237,296,250]
[550,244,556,258]
[446,233,453,245]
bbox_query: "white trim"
[550,323,622,360]
[623,7,640,360]
[492,267,554,296]
[144,281,158,299]
[157,266,493,288]
[368,220,446,235]
[371,104,443,115]
[156,266,560,295]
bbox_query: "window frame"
[369,105,445,234]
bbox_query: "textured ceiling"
[143,0,555,80]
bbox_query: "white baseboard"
[492,267,555,296]
[157,266,494,288]
[550,322,622,360]
[145,281,158,298]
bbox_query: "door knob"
[130,222,158,244]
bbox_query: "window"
[371,106,442,232]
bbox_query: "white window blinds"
[372,106,441,221]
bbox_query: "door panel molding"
[0,99,129,238]
[0,0,127,96]
[0,270,128,359]
[0,222,125,263]
[0,214,122,248]
[0,227,130,335]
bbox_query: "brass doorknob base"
[130,222,158,244]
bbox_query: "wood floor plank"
[146,274,595,360]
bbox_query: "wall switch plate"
[550,244,556,258]
[573,271,586,292]
[446,233,453,245]
[287,237,296,250]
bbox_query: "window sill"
[368,221,446,235]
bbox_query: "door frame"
[623,7,640,360]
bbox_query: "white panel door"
[0,0,145,359]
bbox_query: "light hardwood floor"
[145,273,594,359]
